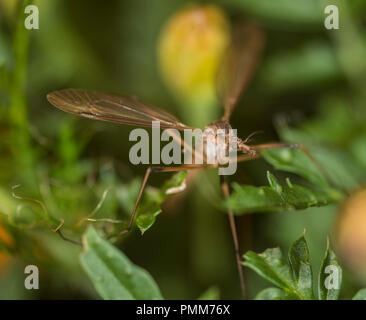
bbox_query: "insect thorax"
[200,120,239,165]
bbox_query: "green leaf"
[243,248,304,298]
[254,287,288,300]
[159,170,187,195]
[318,238,342,300]
[262,148,329,189]
[80,226,163,300]
[136,203,161,235]
[288,234,314,299]
[135,171,187,234]
[226,172,337,215]
[243,234,324,299]
[197,286,220,300]
[280,100,357,146]
[275,101,365,190]
[352,288,366,300]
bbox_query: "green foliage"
[288,235,314,299]
[352,289,366,300]
[262,149,329,189]
[135,171,187,234]
[1,0,366,300]
[225,172,339,215]
[243,245,304,299]
[275,106,366,191]
[80,227,163,300]
[318,238,342,300]
[243,234,365,300]
[197,286,220,300]
[254,287,288,300]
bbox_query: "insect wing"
[216,22,265,120]
[47,89,192,130]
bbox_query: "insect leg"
[109,164,217,239]
[217,154,261,299]
[220,175,246,299]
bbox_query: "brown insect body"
[202,119,254,165]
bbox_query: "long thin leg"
[250,142,301,150]
[107,164,218,239]
[110,155,260,298]
[108,154,259,239]
[220,154,260,299]
[113,155,261,239]
[220,175,247,300]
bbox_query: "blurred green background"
[1,0,366,299]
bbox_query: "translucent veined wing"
[47,89,193,130]
[216,22,265,120]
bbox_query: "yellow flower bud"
[158,4,230,110]
[336,188,366,280]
